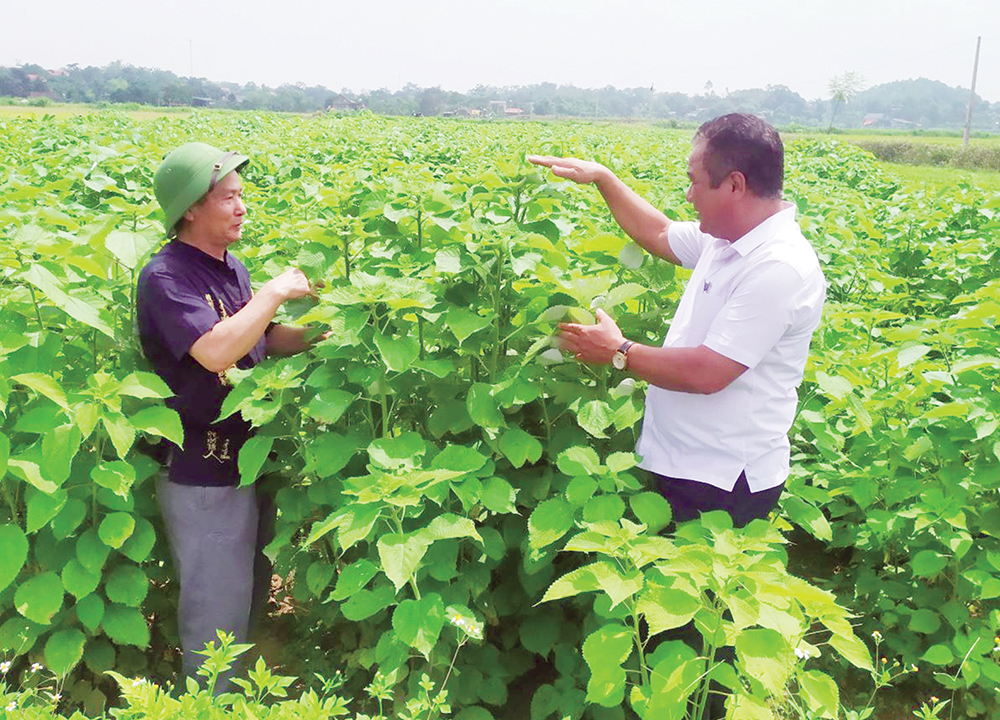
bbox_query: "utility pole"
[963,35,982,148]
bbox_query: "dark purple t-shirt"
[136,240,267,486]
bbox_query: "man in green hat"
[137,142,317,689]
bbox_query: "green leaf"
[431,445,488,473]
[341,583,395,622]
[0,524,29,591]
[304,432,359,478]
[445,307,492,343]
[118,372,172,399]
[129,406,184,446]
[51,498,87,540]
[629,492,672,533]
[735,628,794,694]
[374,332,419,372]
[332,559,379,601]
[306,561,335,598]
[15,572,65,624]
[637,587,701,635]
[922,644,954,665]
[377,533,431,591]
[8,458,58,494]
[41,424,82,486]
[557,446,601,476]
[828,629,873,671]
[105,230,158,270]
[897,344,931,368]
[26,488,67,533]
[61,559,100,599]
[101,413,136,458]
[498,427,542,468]
[11,373,69,410]
[91,461,137,499]
[102,604,150,648]
[799,670,839,719]
[583,495,625,524]
[75,594,105,633]
[105,564,148,607]
[582,624,633,707]
[467,383,503,429]
[98,512,135,549]
[44,628,86,677]
[566,476,598,507]
[577,400,612,437]
[76,528,111,574]
[481,476,518,514]
[119,518,156,563]
[368,432,427,470]
[419,513,483,544]
[528,497,575,551]
[392,593,446,657]
[303,389,356,424]
[814,371,852,401]
[0,431,9,479]
[238,435,274,487]
[782,496,832,542]
[912,550,949,578]
[24,264,114,337]
[909,608,942,634]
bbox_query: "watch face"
[612,352,626,370]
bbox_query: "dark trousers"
[649,470,784,718]
[651,470,783,529]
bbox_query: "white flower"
[871,630,882,642]
[794,646,809,660]
[0,661,10,674]
[6,702,16,711]
[30,663,43,673]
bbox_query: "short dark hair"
[695,114,783,198]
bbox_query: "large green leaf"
[129,406,184,446]
[15,572,65,624]
[528,498,575,551]
[392,593,445,657]
[498,427,542,468]
[577,400,612,438]
[105,230,158,271]
[44,628,86,677]
[102,604,150,648]
[303,389,356,424]
[119,518,157,563]
[26,488,67,533]
[238,435,274,487]
[378,533,431,591]
[374,332,419,372]
[629,492,673,533]
[582,624,633,707]
[24,264,114,337]
[735,628,794,694]
[799,670,839,719]
[100,413,136,458]
[98,512,135,549]
[445,307,492,343]
[637,586,701,635]
[0,524,28,592]
[75,593,105,633]
[62,559,101,599]
[10,373,69,411]
[105,564,148,607]
[466,383,503,429]
[117,372,172,399]
[91,461,137,499]
[332,559,380,601]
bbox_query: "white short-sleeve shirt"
[636,202,826,492]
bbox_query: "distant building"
[326,94,365,112]
[191,97,214,107]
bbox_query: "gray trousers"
[156,474,274,689]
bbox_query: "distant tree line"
[2,61,998,130]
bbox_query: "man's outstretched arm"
[528,155,681,265]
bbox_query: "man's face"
[184,170,246,246]
[685,139,732,239]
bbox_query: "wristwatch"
[612,340,635,370]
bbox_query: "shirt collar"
[728,201,797,257]
[169,239,237,271]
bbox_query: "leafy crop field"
[0,111,999,720]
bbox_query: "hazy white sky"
[6,0,999,101]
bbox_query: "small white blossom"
[0,661,10,674]
[30,663,43,673]
[871,630,882,642]
[794,646,809,660]
[6,702,16,711]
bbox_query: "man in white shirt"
[529,113,826,528]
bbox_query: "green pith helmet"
[153,142,249,237]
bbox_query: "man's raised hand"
[266,268,315,303]
[528,155,609,186]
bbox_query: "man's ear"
[728,171,748,196]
